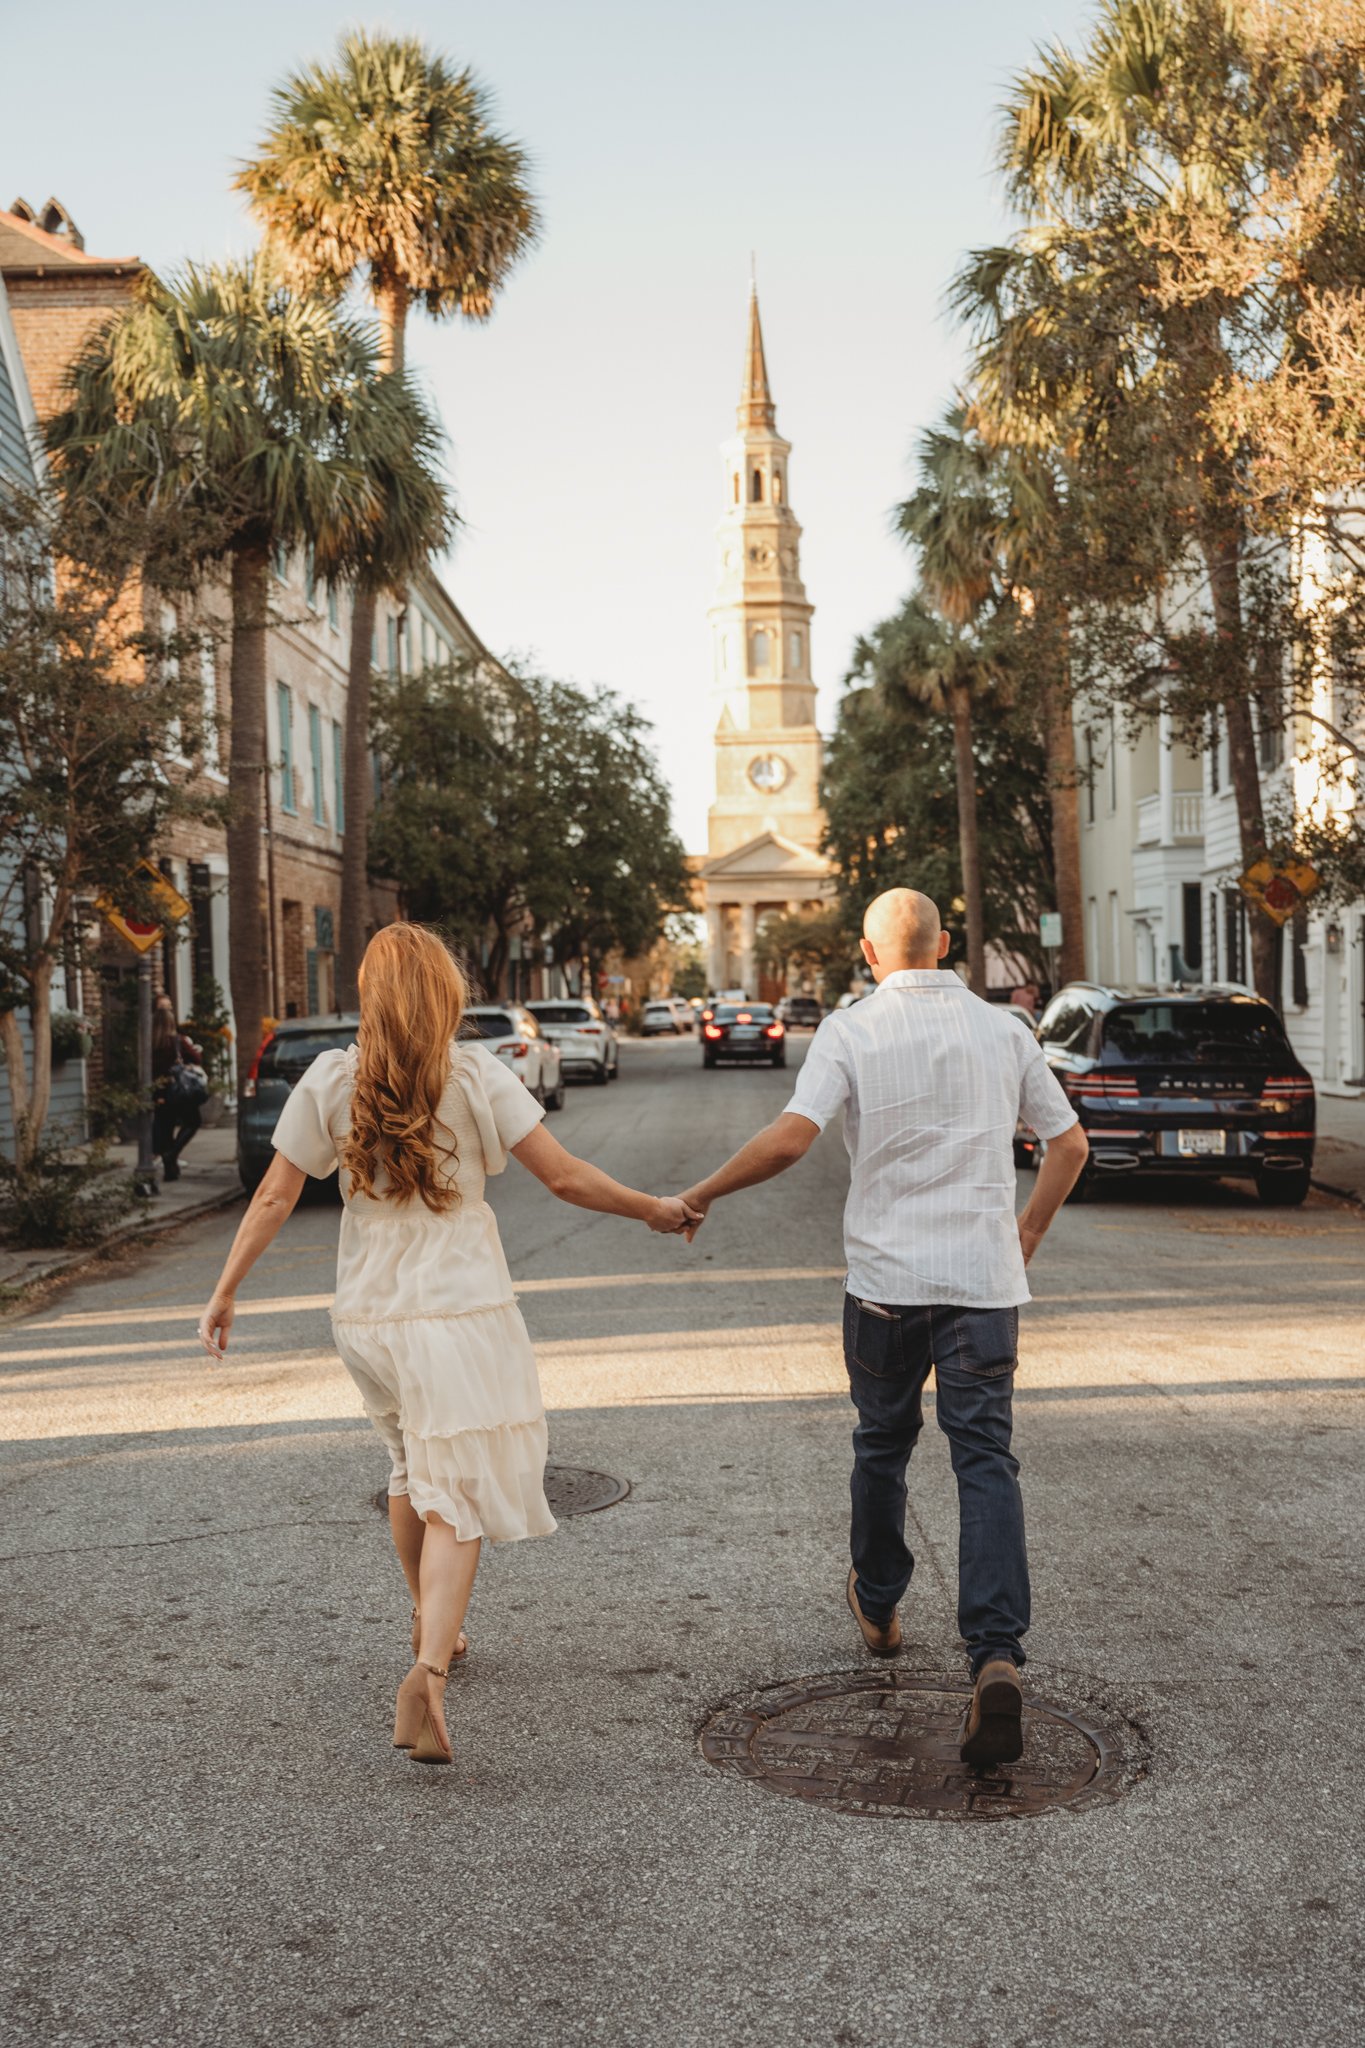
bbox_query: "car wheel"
[593,1057,609,1085]
[547,1071,567,1111]
[772,1053,786,1068]
[607,1053,619,1080]
[1256,1165,1311,1206]
[703,1052,716,1069]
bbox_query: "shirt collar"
[873,969,964,993]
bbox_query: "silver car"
[525,998,619,1085]
[463,1003,565,1109]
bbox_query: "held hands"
[648,1195,704,1236]
[198,1292,234,1362]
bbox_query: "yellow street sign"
[96,860,191,954]
[1238,855,1320,927]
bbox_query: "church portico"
[697,286,834,989]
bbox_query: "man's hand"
[679,1188,710,1243]
[1017,1219,1044,1268]
[648,1196,703,1236]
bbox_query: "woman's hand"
[198,1292,235,1361]
[647,1196,702,1236]
[678,1190,710,1243]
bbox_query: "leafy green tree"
[237,29,540,1004]
[45,256,449,1094]
[960,0,1365,998]
[0,487,220,1168]
[822,671,1055,981]
[369,660,689,995]
[755,908,860,1004]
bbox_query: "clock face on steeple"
[748,753,790,795]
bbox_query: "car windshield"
[716,1005,773,1022]
[532,1005,592,1025]
[1102,1001,1289,1063]
[464,1012,516,1040]
[644,1005,671,1015]
[258,1030,354,1079]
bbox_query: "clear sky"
[7,0,1095,847]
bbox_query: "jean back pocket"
[843,1294,907,1378]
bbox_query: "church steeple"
[739,285,776,430]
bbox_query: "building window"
[1224,889,1244,984]
[272,541,288,583]
[309,703,325,822]
[1256,685,1284,770]
[277,683,297,814]
[1208,712,1220,793]
[773,468,784,503]
[332,719,345,834]
[387,617,398,677]
[732,472,740,504]
[1182,883,1203,974]
[750,628,770,674]
[751,467,764,503]
[327,585,339,632]
[1108,714,1118,812]
[304,545,318,610]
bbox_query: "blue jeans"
[842,1295,1030,1675]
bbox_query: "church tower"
[698,288,832,994]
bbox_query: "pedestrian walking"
[198,924,698,1765]
[677,888,1089,1765]
[151,995,206,1182]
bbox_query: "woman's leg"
[170,1103,202,1160]
[387,1492,425,1607]
[415,1514,482,1754]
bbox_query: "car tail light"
[1071,1072,1139,1098]
[580,1024,602,1035]
[703,1024,723,1041]
[498,1041,528,1059]
[701,1008,714,1022]
[242,1034,274,1101]
[765,1021,785,1039]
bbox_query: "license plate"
[731,1028,758,1042]
[1178,1129,1226,1157]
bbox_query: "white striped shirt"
[784,970,1077,1308]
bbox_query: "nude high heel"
[408,1662,452,1766]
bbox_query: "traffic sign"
[1039,912,1063,949]
[1238,856,1320,927]
[97,860,190,954]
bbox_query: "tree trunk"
[373,273,407,376]
[1197,522,1278,1002]
[227,547,270,1101]
[337,583,377,1009]
[949,680,987,991]
[0,1005,32,1168]
[23,955,54,1171]
[1039,610,1087,986]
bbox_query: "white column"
[739,901,757,995]
[1158,705,1174,846]
[706,903,726,992]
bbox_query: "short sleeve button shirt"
[784,971,1077,1308]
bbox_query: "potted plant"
[50,1012,94,1064]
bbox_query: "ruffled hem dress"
[271,1038,557,1546]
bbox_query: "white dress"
[271,1038,557,1545]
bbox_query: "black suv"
[1024,984,1315,1205]
[238,1014,358,1193]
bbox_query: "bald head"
[860,889,946,978]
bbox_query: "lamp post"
[133,952,157,1198]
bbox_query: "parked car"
[238,1012,359,1194]
[641,998,694,1036]
[1019,983,1315,1205]
[775,995,824,1030]
[463,1004,566,1112]
[525,997,619,1084]
[701,1002,787,1069]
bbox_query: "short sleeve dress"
[271,1038,557,1545]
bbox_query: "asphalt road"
[2,1032,1362,2047]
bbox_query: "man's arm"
[1017,1122,1089,1265]
[680,1112,820,1238]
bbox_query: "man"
[680,889,1088,1766]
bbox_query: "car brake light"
[765,1021,785,1039]
[243,1034,274,1101]
[703,1024,723,1041]
[580,1024,601,1035]
[1071,1072,1139,1097]
[498,1041,528,1058]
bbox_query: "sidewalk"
[1314,1092,1365,1205]
[0,1118,244,1296]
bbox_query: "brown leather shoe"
[959,1657,1024,1766]
[846,1566,902,1658]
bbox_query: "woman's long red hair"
[341,925,468,1212]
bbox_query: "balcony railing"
[1136,790,1204,847]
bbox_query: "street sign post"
[1039,912,1063,998]
[96,861,191,1196]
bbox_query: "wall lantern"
[1325,922,1343,955]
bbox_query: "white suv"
[526,998,619,1086]
[641,999,694,1036]
[463,1004,565,1110]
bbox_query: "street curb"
[0,1179,245,1299]
[1310,1173,1365,1212]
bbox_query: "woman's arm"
[511,1125,698,1234]
[198,1151,307,1358]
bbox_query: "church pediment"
[699,828,832,881]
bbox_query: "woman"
[198,925,695,1765]
[152,995,203,1182]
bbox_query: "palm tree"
[237,29,540,1004]
[894,411,1005,990]
[46,256,450,1096]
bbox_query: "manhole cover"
[543,1464,630,1516]
[700,1669,1145,1821]
[370,1464,629,1520]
